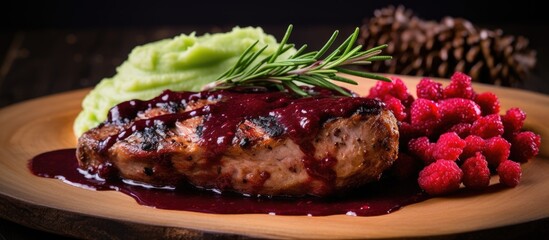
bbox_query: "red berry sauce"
[28,86,427,216]
[29,149,427,216]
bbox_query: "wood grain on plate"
[0,76,548,239]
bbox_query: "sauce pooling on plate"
[29,149,427,216]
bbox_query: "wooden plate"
[1,76,548,239]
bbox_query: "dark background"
[2,0,547,28]
[1,1,549,239]
[1,0,548,108]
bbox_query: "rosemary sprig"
[205,25,392,97]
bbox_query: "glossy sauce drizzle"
[98,87,384,189]
[29,87,428,216]
[30,149,427,216]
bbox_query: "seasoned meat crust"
[77,89,399,197]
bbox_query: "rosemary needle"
[207,24,392,97]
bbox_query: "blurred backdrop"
[2,1,546,28]
[1,0,548,105]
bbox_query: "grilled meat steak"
[77,88,399,197]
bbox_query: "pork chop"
[77,88,399,197]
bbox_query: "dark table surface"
[1,23,548,239]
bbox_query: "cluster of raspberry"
[369,72,541,195]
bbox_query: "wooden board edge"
[0,194,247,240]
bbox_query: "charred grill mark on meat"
[77,87,399,197]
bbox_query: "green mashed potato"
[74,26,293,136]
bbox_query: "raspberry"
[475,92,500,116]
[391,78,411,101]
[461,152,491,190]
[483,137,511,168]
[368,77,410,102]
[417,78,443,101]
[418,160,463,195]
[368,80,393,100]
[497,160,522,187]
[502,108,526,135]
[389,152,421,180]
[432,132,466,161]
[460,135,486,160]
[510,131,541,162]
[471,114,504,139]
[408,137,435,165]
[446,123,471,138]
[384,96,407,122]
[443,72,475,99]
[410,98,439,136]
[438,98,481,126]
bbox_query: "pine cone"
[358,5,537,86]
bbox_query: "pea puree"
[74,26,293,136]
